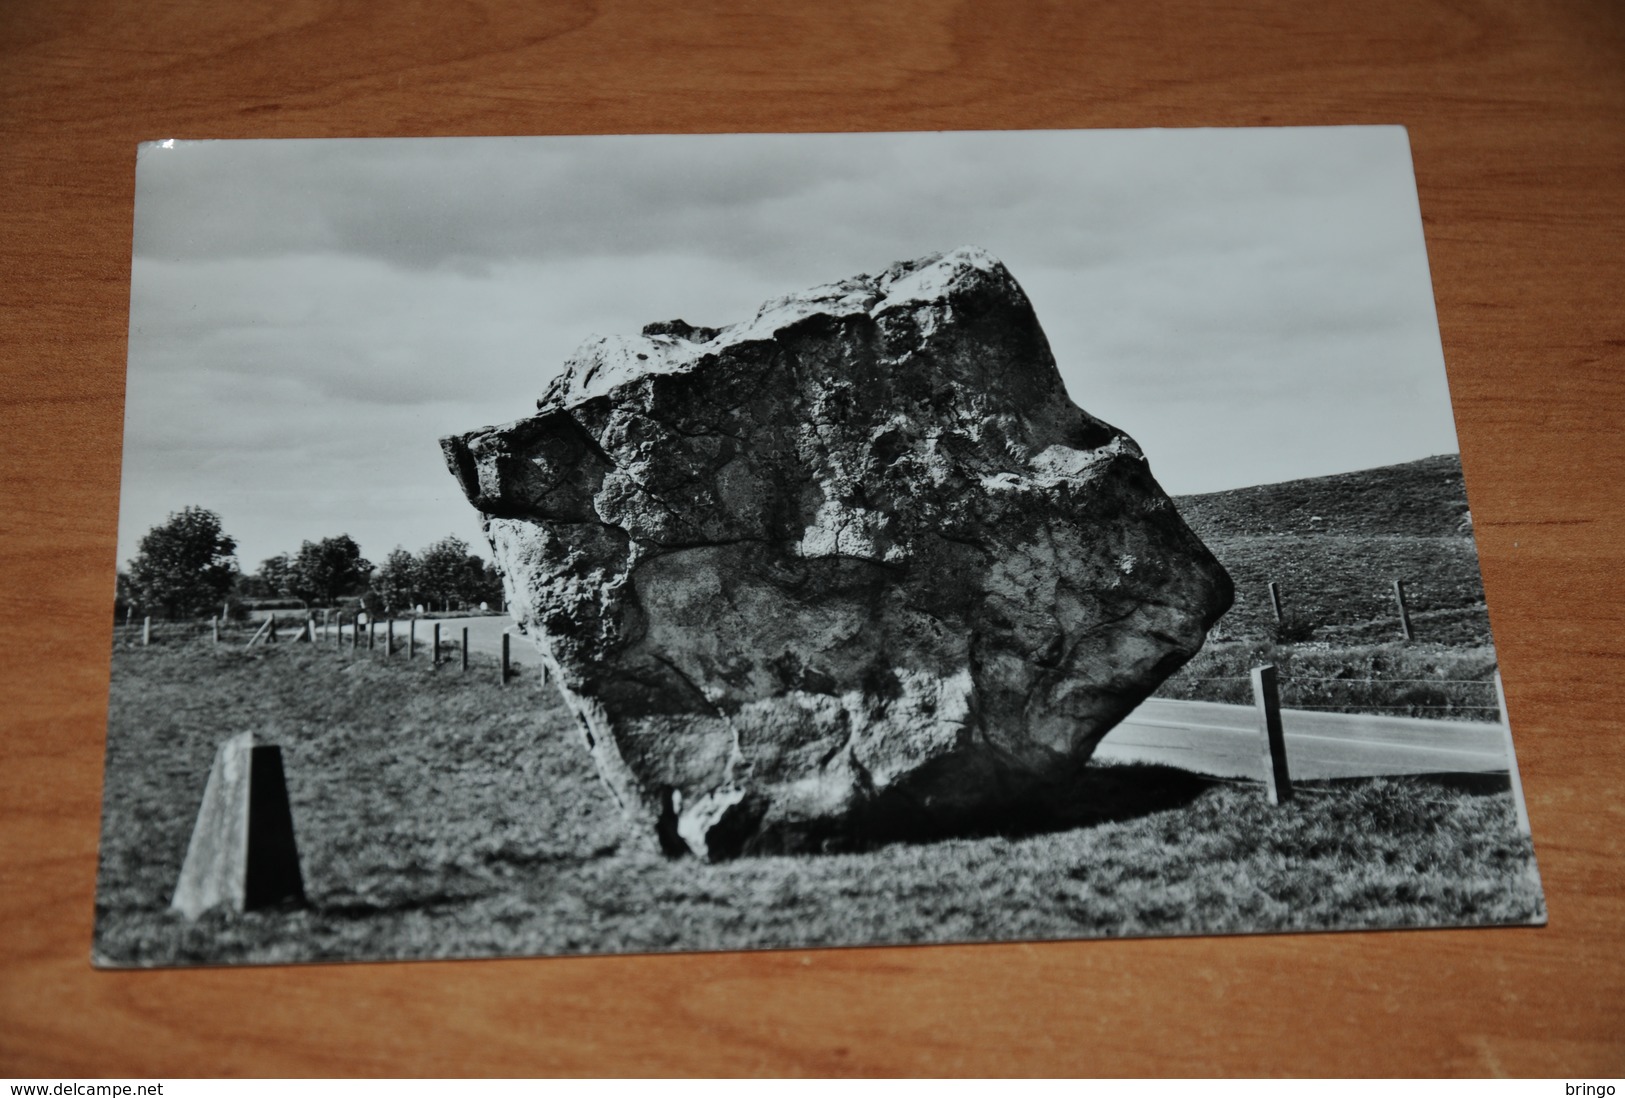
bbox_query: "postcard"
[96,128,1543,967]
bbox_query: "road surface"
[1096,696,1511,780]
[335,618,1511,781]
[342,615,540,666]
[429,616,536,663]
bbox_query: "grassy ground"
[94,638,1543,967]
[1157,454,1502,715]
[1155,640,1503,721]
[1174,455,1494,647]
[1199,535,1492,646]
[1174,454,1475,540]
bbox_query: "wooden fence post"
[461,627,469,672]
[142,616,151,646]
[433,622,441,667]
[267,614,277,644]
[1495,672,1533,838]
[501,631,510,685]
[408,620,416,659]
[1251,663,1293,805]
[1267,581,1283,623]
[212,618,220,644]
[386,618,395,657]
[1393,579,1414,641]
[368,620,376,651]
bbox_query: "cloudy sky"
[118,127,1457,572]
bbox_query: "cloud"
[118,127,1458,570]
[133,135,882,273]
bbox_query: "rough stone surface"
[443,247,1233,859]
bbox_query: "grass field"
[94,638,1544,967]
[1174,454,1493,646]
[1154,454,1502,717]
[1154,640,1503,721]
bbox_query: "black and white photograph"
[95,127,1545,968]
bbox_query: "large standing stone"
[443,247,1232,859]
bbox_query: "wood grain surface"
[3,0,1622,1078]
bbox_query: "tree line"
[118,506,504,620]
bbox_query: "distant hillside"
[1175,454,1473,540]
[1172,454,1491,645]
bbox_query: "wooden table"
[3,0,1621,1077]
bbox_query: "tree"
[126,507,239,619]
[289,535,372,606]
[256,553,295,600]
[416,535,472,611]
[372,547,419,613]
[467,558,505,608]
[371,536,496,612]
[114,571,135,623]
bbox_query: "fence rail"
[1287,703,1500,711]
[1237,574,1487,645]
[1180,675,1496,686]
[116,612,548,688]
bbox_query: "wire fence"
[1160,671,1503,723]
[117,616,1499,721]
[1180,676,1493,685]
[112,613,536,687]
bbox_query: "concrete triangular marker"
[170,732,306,920]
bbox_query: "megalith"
[443,247,1232,858]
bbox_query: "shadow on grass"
[842,766,1517,857]
[765,762,1228,857]
[1040,762,1229,829]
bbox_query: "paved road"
[430,616,535,663]
[344,615,540,665]
[330,618,1510,781]
[1095,696,1511,780]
